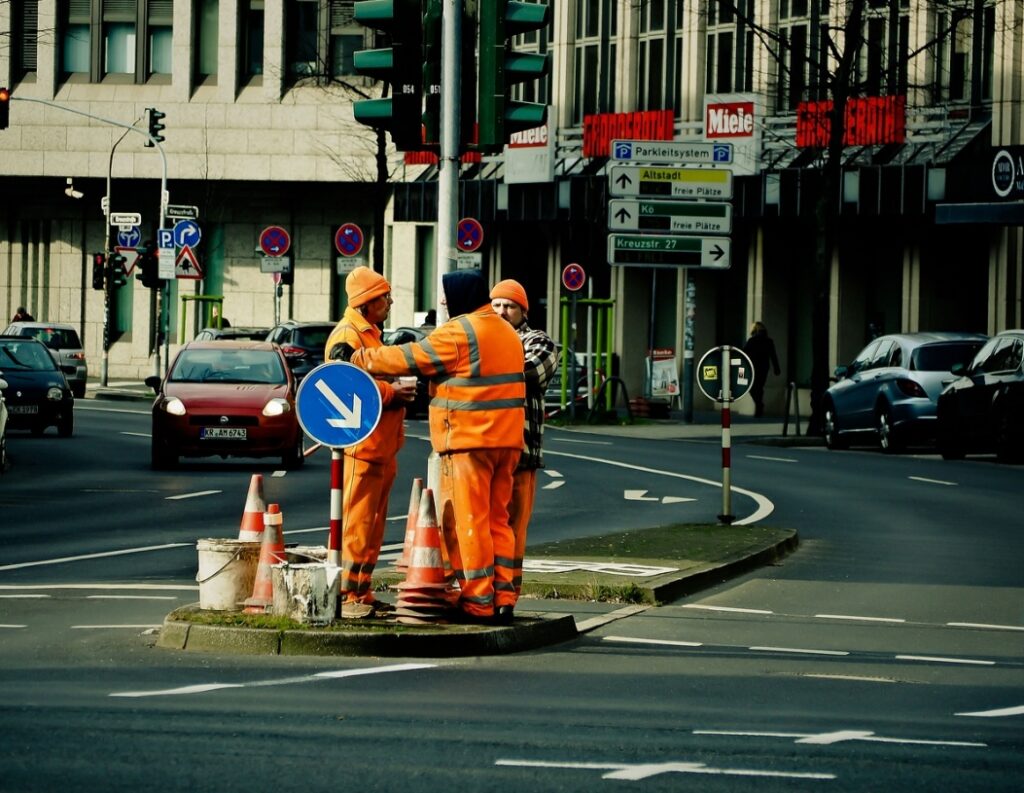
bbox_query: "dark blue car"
[0,335,75,437]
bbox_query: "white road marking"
[0,594,50,599]
[271,470,287,478]
[815,613,905,623]
[75,405,149,415]
[947,622,1024,632]
[661,496,695,504]
[0,624,27,629]
[119,432,151,438]
[495,759,835,781]
[165,490,222,500]
[908,476,957,486]
[0,583,196,592]
[603,636,703,648]
[683,604,772,615]
[803,674,896,684]
[0,544,191,572]
[550,438,613,445]
[543,480,566,490]
[956,704,1024,718]
[750,646,849,656]
[71,624,161,630]
[574,606,651,633]
[624,489,659,501]
[86,595,177,601]
[746,454,797,463]
[110,662,436,698]
[544,469,563,478]
[895,654,996,666]
[696,729,984,748]
[545,448,773,525]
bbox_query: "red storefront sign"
[705,101,756,138]
[796,95,906,148]
[583,109,675,158]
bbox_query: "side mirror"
[950,362,966,376]
[832,365,849,380]
[144,375,162,392]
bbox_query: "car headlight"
[162,397,187,416]
[46,387,64,401]
[262,398,292,417]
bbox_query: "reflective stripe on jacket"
[324,306,405,463]
[351,306,526,453]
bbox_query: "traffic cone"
[394,477,423,571]
[243,504,286,614]
[238,474,266,541]
[395,488,456,624]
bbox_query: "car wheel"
[994,409,1022,463]
[151,436,178,470]
[823,403,847,450]
[876,406,902,453]
[72,384,86,399]
[938,421,965,461]
[281,432,305,470]
[57,411,74,438]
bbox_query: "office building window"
[287,0,320,78]
[103,1,136,76]
[58,1,175,83]
[330,1,361,76]
[934,2,995,103]
[638,0,666,110]
[13,1,39,79]
[62,0,92,76]
[572,0,617,123]
[196,0,220,78]
[148,0,173,75]
[242,0,265,78]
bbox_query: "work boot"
[493,605,514,626]
[341,601,374,620]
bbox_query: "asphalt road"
[0,399,1020,791]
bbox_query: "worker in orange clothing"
[332,270,525,625]
[324,266,416,619]
[490,279,557,598]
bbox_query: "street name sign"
[609,165,733,199]
[110,212,142,227]
[608,234,730,269]
[296,362,382,449]
[608,199,732,234]
[166,204,199,220]
[611,139,733,165]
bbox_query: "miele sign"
[704,94,760,175]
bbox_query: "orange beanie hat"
[489,279,529,312]
[346,266,390,307]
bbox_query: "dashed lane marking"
[0,544,191,572]
[750,646,850,656]
[72,624,161,630]
[948,622,1024,632]
[695,729,985,748]
[815,613,905,623]
[0,624,27,629]
[908,476,957,486]
[746,454,798,463]
[683,604,772,615]
[165,490,222,500]
[495,759,835,781]
[895,655,996,666]
[86,595,177,601]
[603,635,702,648]
[956,704,1024,718]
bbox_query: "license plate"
[201,427,247,440]
[9,405,38,415]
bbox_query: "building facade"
[1,0,1021,417]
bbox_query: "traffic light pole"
[435,0,463,323]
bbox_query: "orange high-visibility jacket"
[324,306,405,463]
[350,306,525,453]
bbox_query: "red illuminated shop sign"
[583,109,675,158]
[705,101,756,138]
[796,95,906,148]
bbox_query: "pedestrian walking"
[743,320,780,418]
[12,306,34,322]
[334,270,525,625]
[490,279,556,598]
[324,266,416,619]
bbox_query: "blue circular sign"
[335,223,364,257]
[296,362,383,448]
[260,225,290,257]
[457,217,484,252]
[173,220,201,248]
[117,226,142,248]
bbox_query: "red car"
[146,341,305,470]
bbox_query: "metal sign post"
[720,347,733,524]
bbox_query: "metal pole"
[683,278,696,423]
[435,0,462,323]
[718,345,735,525]
[569,291,578,422]
[329,449,343,567]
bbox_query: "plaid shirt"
[517,322,557,470]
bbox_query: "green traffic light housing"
[477,0,551,152]
[352,0,425,151]
[146,107,166,147]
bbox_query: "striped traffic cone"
[394,477,423,571]
[243,504,285,614]
[238,474,267,541]
[395,488,455,624]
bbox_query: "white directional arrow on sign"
[625,490,696,504]
[316,379,362,428]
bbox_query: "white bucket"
[196,539,261,610]
[271,563,339,625]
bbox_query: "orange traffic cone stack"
[394,488,456,624]
[394,477,424,571]
[238,474,267,541]
[243,503,286,614]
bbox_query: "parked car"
[145,341,305,470]
[937,329,1024,462]
[194,326,270,342]
[822,331,987,452]
[265,320,335,381]
[0,375,8,472]
[382,325,432,418]
[2,321,88,398]
[0,335,75,437]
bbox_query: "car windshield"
[295,327,332,349]
[15,327,81,349]
[911,342,984,372]
[0,341,58,371]
[170,349,287,384]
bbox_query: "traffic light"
[422,0,476,149]
[145,107,166,147]
[352,0,424,151]
[109,253,128,288]
[477,1,551,152]
[0,87,10,130]
[92,253,106,291]
[137,243,159,289]
[280,260,294,286]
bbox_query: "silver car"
[2,321,88,398]
[823,331,987,452]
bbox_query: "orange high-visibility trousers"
[439,448,518,617]
[507,468,536,596]
[341,454,397,604]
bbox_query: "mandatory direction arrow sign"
[607,234,730,269]
[608,199,732,234]
[609,165,733,199]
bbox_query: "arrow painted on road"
[315,379,362,428]
[625,490,696,504]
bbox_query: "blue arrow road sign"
[117,225,142,248]
[296,362,382,448]
[173,220,201,248]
